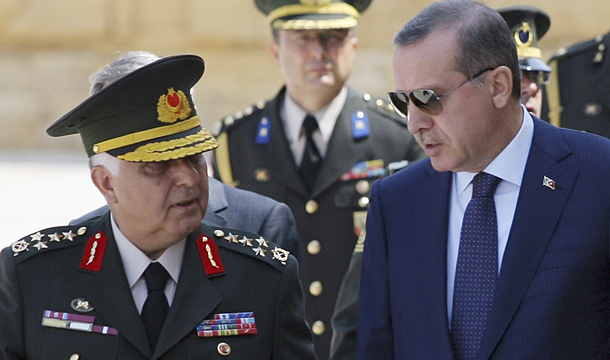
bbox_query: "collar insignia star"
[30,232,44,241]
[253,246,267,257]
[255,237,269,248]
[63,231,76,241]
[48,233,63,242]
[224,233,239,243]
[239,236,253,247]
[32,241,48,250]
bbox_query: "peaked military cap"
[255,0,372,30]
[498,5,551,73]
[46,54,218,162]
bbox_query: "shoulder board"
[549,36,601,62]
[214,99,267,136]
[360,93,408,126]
[204,226,292,271]
[10,224,92,263]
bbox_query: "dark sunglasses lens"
[387,92,409,118]
[411,90,441,115]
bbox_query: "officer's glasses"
[522,70,549,87]
[387,67,495,119]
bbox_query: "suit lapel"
[205,177,229,227]
[77,215,151,358]
[412,167,455,354]
[153,230,223,359]
[479,119,577,359]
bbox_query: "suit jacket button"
[305,200,319,214]
[217,342,231,356]
[309,281,323,296]
[70,355,80,360]
[312,320,326,335]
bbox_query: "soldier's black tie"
[299,115,322,192]
[451,172,501,360]
[141,262,170,352]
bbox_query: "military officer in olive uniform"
[545,29,610,137]
[498,5,552,118]
[0,55,316,360]
[213,0,424,358]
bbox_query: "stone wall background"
[1,0,608,154]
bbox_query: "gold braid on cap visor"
[92,116,219,162]
[269,3,359,29]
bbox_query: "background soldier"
[213,0,424,358]
[545,29,610,137]
[498,5,552,118]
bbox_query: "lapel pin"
[543,175,556,190]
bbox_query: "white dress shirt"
[447,106,534,323]
[111,215,186,314]
[281,87,347,166]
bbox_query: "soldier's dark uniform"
[545,30,610,137]
[214,2,424,357]
[0,55,316,360]
[215,88,423,358]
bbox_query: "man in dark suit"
[0,55,316,359]
[213,1,424,357]
[72,51,301,261]
[545,28,610,137]
[357,1,610,359]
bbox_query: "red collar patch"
[197,234,225,276]
[79,231,108,272]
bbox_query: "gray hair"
[89,152,120,175]
[89,51,161,95]
[393,0,520,99]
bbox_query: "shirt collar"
[455,105,534,194]
[282,86,348,144]
[111,214,186,288]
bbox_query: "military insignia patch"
[79,232,108,272]
[157,88,192,123]
[197,234,225,276]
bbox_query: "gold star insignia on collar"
[63,231,76,241]
[239,236,253,247]
[48,233,63,242]
[30,232,44,241]
[255,237,269,248]
[253,247,267,257]
[224,233,239,243]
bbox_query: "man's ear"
[269,40,280,66]
[489,66,513,109]
[91,167,117,204]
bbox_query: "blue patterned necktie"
[141,262,170,351]
[451,172,501,360]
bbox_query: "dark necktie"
[299,115,322,192]
[141,262,170,351]
[451,172,501,360]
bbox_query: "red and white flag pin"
[543,176,556,190]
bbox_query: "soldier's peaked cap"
[46,54,218,162]
[498,5,551,73]
[255,0,372,30]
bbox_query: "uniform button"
[358,196,370,208]
[217,342,231,356]
[312,320,325,335]
[305,200,319,214]
[307,240,321,255]
[356,180,370,194]
[309,281,323,296]
[70,355,80,360]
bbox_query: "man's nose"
[172,158,200,186]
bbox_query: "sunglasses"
[387,67,495,119]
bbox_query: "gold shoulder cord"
[215,132,237,187]
[546,59,562,127]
